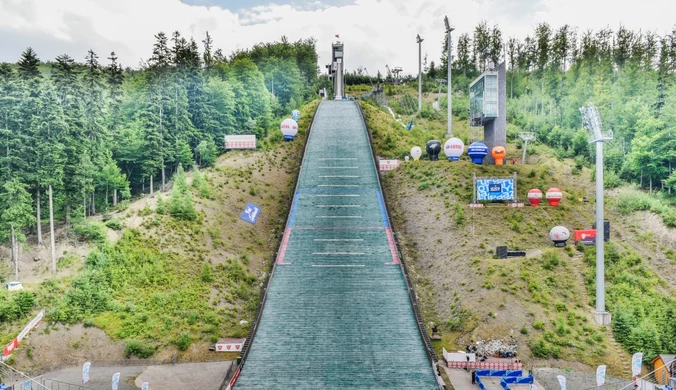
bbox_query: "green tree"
[0,179,36,280]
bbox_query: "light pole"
[580,104,613,326]
[445,16,455,137]
[417,34,424,111]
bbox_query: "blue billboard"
[477,178,515,201]
[240,203,261,224]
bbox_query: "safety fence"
[474,370,532,390]
[447,361,523,370]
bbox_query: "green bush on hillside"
[72,221,107,243]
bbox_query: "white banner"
[632,352,643,377]
[557,375,567,390]
[112,372,120,390]
[142,382,149,390]
[596,365,606,386]
[378,159,401,171]
[82,362,91,384]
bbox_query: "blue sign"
[477,179,515,201]
[240,203,261,224]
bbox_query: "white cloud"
[0,0,674,75]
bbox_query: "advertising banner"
[112,372,121,390]
[574,230,597,245]
[557,375,567,390]
[597,365,607,386]
[633,353,644,377]
[477,178,515,201]
[83,362,91,384]
[378,159,401,171]
[224,135,256,150]
[240,203,261,224]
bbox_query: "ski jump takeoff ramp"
[235,101,439,389]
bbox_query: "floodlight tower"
[417,34,424,111]
[445,16,455,137]
[518,132,536,164]
[580,104,613,326]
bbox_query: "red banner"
[3,338,18,357]
[574,229,596,244]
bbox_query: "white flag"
[596,365,607,386]
[632,352,643,377]
[142,382,149,390]
[557,375,567,390]
[82,362,91,384]
[112,372,121,390]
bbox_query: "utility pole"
[445,16,455,137]
[580,104,613,326]
[417,34,424,111]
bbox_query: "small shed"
[651,354,675,385]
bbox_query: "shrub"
[455,203,465,225]
[520,327,528,335]
[125,340,155,358]
[156,196,165,215]
[176,332,191,351]
[169,165,197,221]
[72,221,107,243]
[540,251,560,270]
[531,339,550,358]
[533,321,545,331]
[201,264,213,283]
[105,218,123,231]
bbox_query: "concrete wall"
[484,61,507,165]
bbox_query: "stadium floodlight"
[580,104,613,326]
[444,16,455,137]
[417,34,424,111]
[518,132,536,164]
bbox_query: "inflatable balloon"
[444,138,464,161]
[411,147,422,161]
[492,146,506,165]
[280,118,299,141]
[426,140,442,161]
[467,142,488,164]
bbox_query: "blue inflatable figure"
[406,119,414,131]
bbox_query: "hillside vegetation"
[0,99,316,372]
[361,96,676,375]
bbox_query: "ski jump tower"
[327,41,345,99]
[469,62,507,164]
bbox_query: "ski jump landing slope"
[235,100,438,389]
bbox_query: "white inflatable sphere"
[411,146,422,160]
[444,138,465,160]
[549,226,570,242]
[280,118,299,139]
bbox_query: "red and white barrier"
[225,135,256,150]
[3,310,44,359]
[379,159,401,171]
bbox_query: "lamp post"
[445,16,455,137]
[580,104,613,326]
[417,34,424,112]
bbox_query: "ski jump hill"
[234,100,440,389]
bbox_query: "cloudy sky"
[0,0,674,76]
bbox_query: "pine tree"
[0,178,35,280]
[0,63,21,181]
[34,82,66,272]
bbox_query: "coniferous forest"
[0,32,321,266]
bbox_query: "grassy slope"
[362,98,676,376]
[0,100,319,372]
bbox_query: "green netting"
[235,101,438,389]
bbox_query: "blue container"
[284,135,295,141]
[468,142,488,164]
